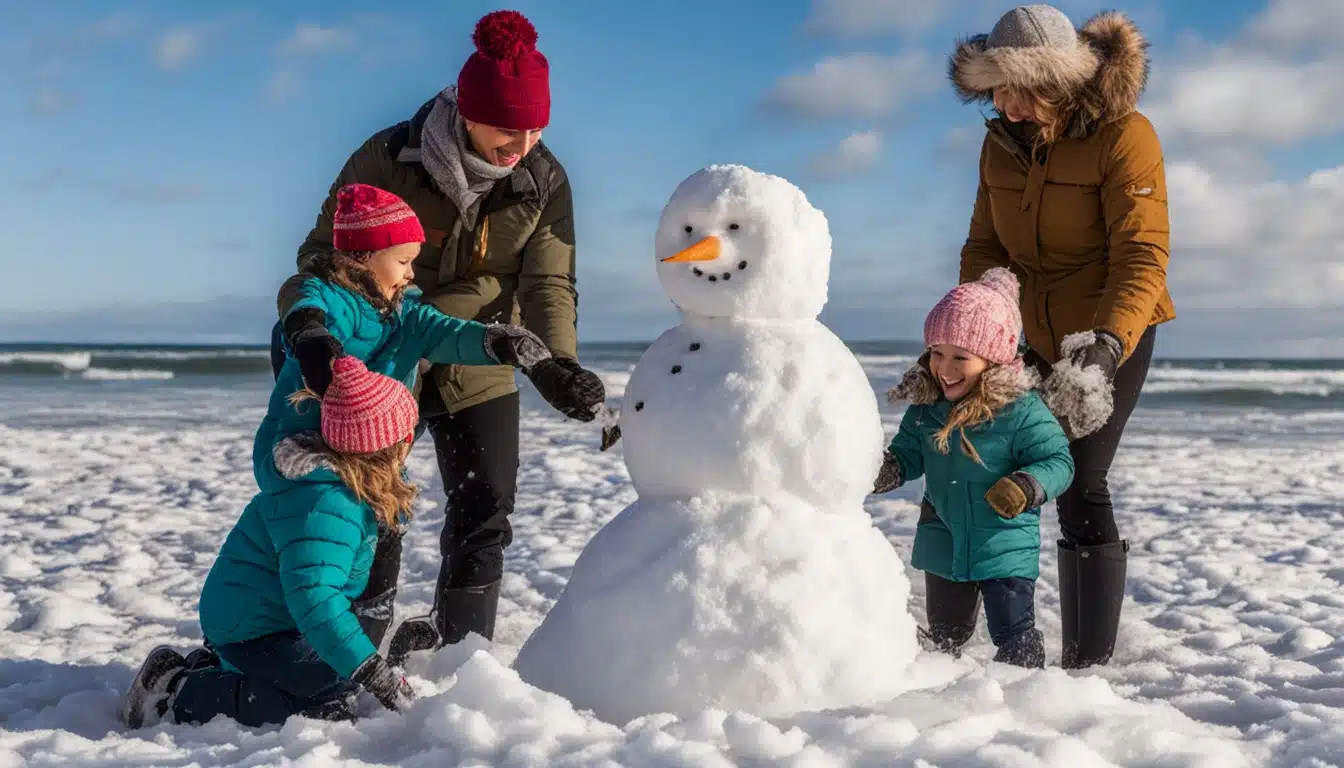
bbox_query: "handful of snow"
[1041,331,1115,440]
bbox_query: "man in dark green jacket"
[268,10,605,660]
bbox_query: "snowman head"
[654,164,831,320]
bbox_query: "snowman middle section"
[619,314,883,509]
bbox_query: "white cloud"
[1246,0,1344,51]
[26,14,135,117]
[265,23,354,103]
[279,24,352,56]
[811,130,884,176]
[1143,0,1344,147]
[266,68,302,102]
[767,53,936,119]
[155,26,204,71]
[803,0,945,38]
[1145,54,1344,145]
[1166,161,1344,309]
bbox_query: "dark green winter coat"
[887,362,1075,582]
[281,95,578,414]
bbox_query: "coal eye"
[684,225,693,234]
[728,223,740,230]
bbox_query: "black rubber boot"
[386,571,502,667]
[993,628,1045,668]
[1057,541,1079,667]
[1059,539,1129,669]
[921,570,982,658]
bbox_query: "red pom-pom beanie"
[457,10,550,131]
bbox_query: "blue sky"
[1,0,1341,355]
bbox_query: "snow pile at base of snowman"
[513,164,919,725]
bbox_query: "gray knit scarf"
[419,87,513,226]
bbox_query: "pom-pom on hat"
[457,10,550,131]
[923,267,1024,366]
[320,356,420,455]
[332,184,425,253]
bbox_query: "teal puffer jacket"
[254,278,494,485]
[199,432,382,679]
[887,364,1074,582]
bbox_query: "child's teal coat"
[252,278,494,480]
[888,391,1074,582]
[199,434,381,679]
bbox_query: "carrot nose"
[661,236,721,263]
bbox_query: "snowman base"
[512,491,920,725]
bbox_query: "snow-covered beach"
[2,347,1342,766]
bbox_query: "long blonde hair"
[288,390,418,529]
[932,372,1000,466]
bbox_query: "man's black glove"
[527,357,606,422]
[872,451,903,494]
[284,308,343,397]
[1066,329,1124,382]
[351,654,415,713]
[483,324,552,370]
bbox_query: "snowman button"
[635,401,645,411]
[671,365,682,374]
[689,342,701,351]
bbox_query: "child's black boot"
[121,646,188,729]
[992,628,1046,668]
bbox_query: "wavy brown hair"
[288,390,418,528]
[998,83,1077,149]
[306,250,404,315]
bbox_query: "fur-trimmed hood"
[887,355,1040,414]
[271,431,337,482]
[949,11,1149,135]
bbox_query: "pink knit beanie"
[923,267,1023,365]
[321,357,419,454]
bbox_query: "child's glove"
[483,324,552,370]
[984,472,1044,520]
[872,451,903,494]
[527,358,606,423]
[285,308,343,397]
[351,654,415,713]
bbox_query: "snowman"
[512,165,919,724]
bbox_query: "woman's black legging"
[1030,325,1156,546]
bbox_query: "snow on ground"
[1,380,1341,766]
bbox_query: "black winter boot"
[921,571,982,658]
[1059,539,1129,668]
[993,628,1045,668]
[386,569,502,667]
[352,526,404,649]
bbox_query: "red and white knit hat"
[332,183,425,253]
[321,357,419,454]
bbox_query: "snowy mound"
[512,492,919,724]
[654,164,831,321]
[619,318,884,507]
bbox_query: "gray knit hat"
[949,4,1100,101]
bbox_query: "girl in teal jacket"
[256,183,559,650]
[257,183,555,476]
[874,268,1074,668]
[122,357,427,728]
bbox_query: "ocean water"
[4,340,1344,422]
